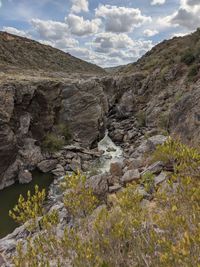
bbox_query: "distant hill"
[0,31,105,75]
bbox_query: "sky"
[0,0,200,67]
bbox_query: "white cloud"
[2,26,28,37]
[171,32,190,38]
[0,0,2,8]
[171,8,200,30]
[39,37,79,49]
[31,19,69,40]
[159,0,200,31]
[93,32,134,53]
[70,0,89,13]
[95,5,151,33]
[66,14,101,36]
[31,18,78,50]
[144,29,159,37]
[185,0,200,6]
[151,0,166,5]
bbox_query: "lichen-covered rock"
[121,169,140,184]
[87,174,108,197]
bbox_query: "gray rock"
[131,135,167,158]
[147,135,167,151]
[121,169,140,184]
[19,138,43,167]
[110,161,123,177]
[0,159,22,190]
[125,158,144,170]
[18,169,32,184]
[109,184,122,193]
[37,159,58,173]
[18,113,31,136]
[141,161,164,176]
[51,164,65,178]
[113,129,124,142]
[87,174,108,197]
[154,172,167,186]
[68,157,81,172]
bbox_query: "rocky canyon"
[0,29,200,266]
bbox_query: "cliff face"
[0,79,109,189]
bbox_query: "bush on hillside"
[181,50,195,65]
[136,110,147,127]
[187,64,199,80]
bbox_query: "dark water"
[0,170,54,239]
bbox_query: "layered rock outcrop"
[0,78,108,189]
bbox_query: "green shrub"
[56,123,72,143]
[158,113,170,131]
[141,171,155,193]
[188,64,199,80]
[42,133,65,152]
[136,110,146,127]
[181,50,195,65]
[62,172,99,218]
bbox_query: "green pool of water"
[0,170,54,239]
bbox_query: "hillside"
[119,29,200,80]
[0,31,105,75]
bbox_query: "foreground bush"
[11,139,200,267]
[9,185,46,231]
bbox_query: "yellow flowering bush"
[62,171,99,218]
[9,185,46,231]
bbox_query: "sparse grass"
[56,123,72,144]
[158,113,170,132]
[187,64,199,80]
[42,133,65,152]
[181,50,195,65]
[140,171,155,193]
[136,110,147,127]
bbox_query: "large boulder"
[87,174,108,198]
[110,161,123,177]
[121,169,140,184]
[131,135,167,158]
[18,169,32,184]
[37,159,58,173]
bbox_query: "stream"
[0,131,123,239]
[97,130,123,173]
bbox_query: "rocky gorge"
[0,29,200,265]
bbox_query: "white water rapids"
[97,130,123,173]
[49,130,123,200]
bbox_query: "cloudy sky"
[0,0,200,67]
